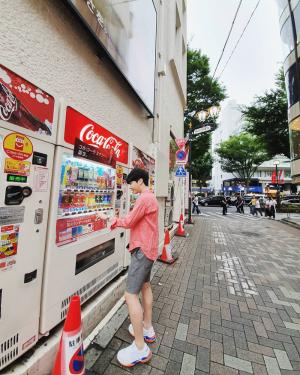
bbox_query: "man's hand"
[96,212,109,221]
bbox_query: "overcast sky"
[187,0,283,106]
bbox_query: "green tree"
[242,69,289,158]
[190,151,212,189]
[215,132,268,190]
[185,48,226,185]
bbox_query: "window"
[276,0,288,14]
[289,116,300,159]
[280,16,294,59]
[265,171,272,177]
[285,60,300,107]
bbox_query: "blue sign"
[176,149,187,161]
[175,166,187,177]
[69,345,85,374]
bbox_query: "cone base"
[175,232,187,237]
[158,256,176,264]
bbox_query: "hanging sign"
[64,106,128,164]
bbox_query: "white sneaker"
[128,323,156,343]
[117,341,152,367]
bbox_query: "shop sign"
[0,64,55,136]
[64,106,128,164]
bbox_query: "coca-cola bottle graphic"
[0,82,52,135]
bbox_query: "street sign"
[175,165,187,177]
[175,138,187,149]
[176,149,188,164]
[193,125,213,135]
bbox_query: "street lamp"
[187,106,220,224]
[273,159,280,206]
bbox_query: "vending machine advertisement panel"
[0,129,54,370]
[131,146,156,207]
[0,65,58,371]
[0,63,58,144]
[40,104,129,334]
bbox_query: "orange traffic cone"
[52,295,85,375]
[176,214,187,237]
[158,229,177,264]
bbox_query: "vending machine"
[0,64,58,370]
[40,104,129,334]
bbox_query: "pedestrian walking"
[98,168,158,367]
[255,196,263,216]
[236,195,244,214]
[265,196,270,217]
[221,196,227,215]
[192,195,201,215]
[249,196,256,215]
[269,197,277,219]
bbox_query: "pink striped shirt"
[110,190,159,261]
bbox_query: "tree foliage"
[185,47,226,184]
[190,151,213,187]
[242,69,289,158]
[215,132,268,188]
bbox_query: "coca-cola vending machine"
[40,104,129,334]
[0,64,58,370]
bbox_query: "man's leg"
[141,282,153,329]
[125,292,144,350]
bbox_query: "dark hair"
[126,168,149,186]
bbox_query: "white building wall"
[0,0,186,246]
[211,100,243,193]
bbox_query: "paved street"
[85,209,300,374]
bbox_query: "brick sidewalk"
[85,216,300,374]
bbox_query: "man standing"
[99,168,158,367]
[221,196,227,215]
[192,195,201,215]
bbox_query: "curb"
[280,218,300,230]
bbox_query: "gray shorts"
[126,248,154,294]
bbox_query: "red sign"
[64,107,128,165]
[175,138,187,149]
[56,214,107,246]
[0,64,55,136]
[74,138,116,168]
[271,170,284,184]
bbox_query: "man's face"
[129,179,142,194]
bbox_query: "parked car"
[199,196,224,206]
[281,198,300,205]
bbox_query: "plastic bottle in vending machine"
[61,191,70,214]
[88,191,95,209]
[73,192,81,211]
[78,192,85,211]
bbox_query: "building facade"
[211,100,244,193]
[277,0,300,187]
[0,0,186,371]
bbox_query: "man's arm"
[111,197,147,229]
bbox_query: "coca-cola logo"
[0,83,18,121]
[79,124,122,158]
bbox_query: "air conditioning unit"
[167,181,175,203]
[164,206,173,227]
